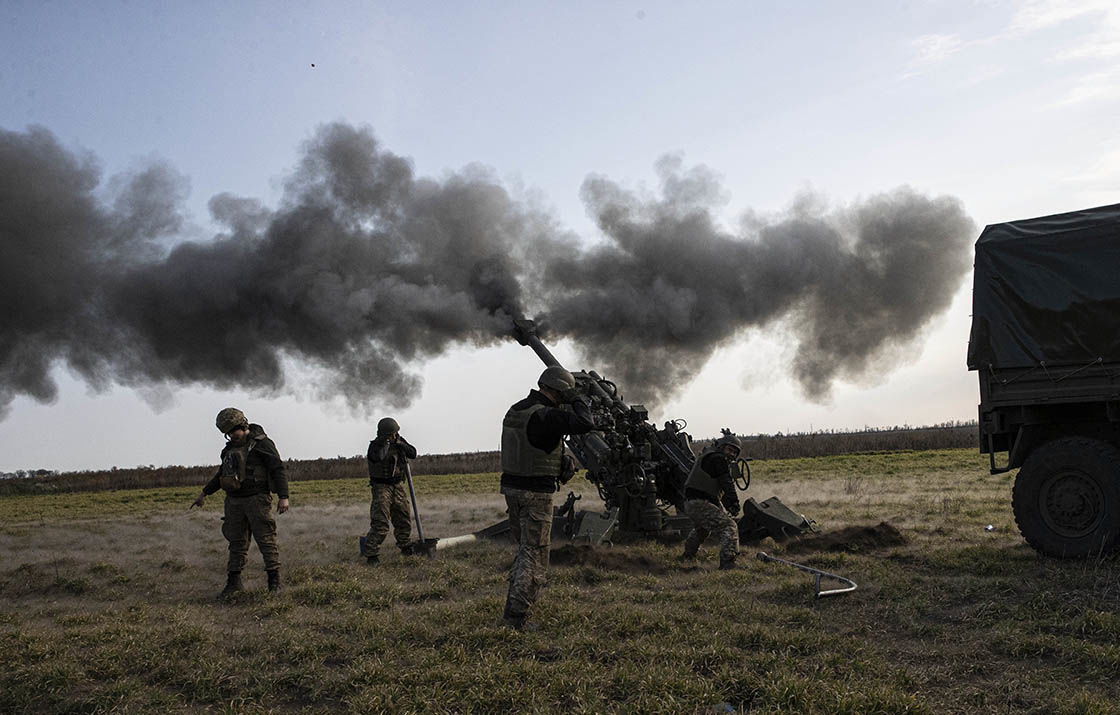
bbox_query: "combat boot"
[219,571,243,598]
[267,569,281,593]
[513,619,540,633]
[502,602,539,632]
[502,613,540,632]
[365,552,380,565]
[718,554,737,571]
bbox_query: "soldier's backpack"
[218,440,261,492]
[737,496,815,543]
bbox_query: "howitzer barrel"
[512,319,622,409]
[512,319,562,368]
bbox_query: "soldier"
[500,366,595,631]
[363,417,418,564]
[680,433,742,569]
[191,408,290,596]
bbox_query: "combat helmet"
[377,417,400,436]
[538,366,576,393]
[215,407,249,434]
[715,428,742,457]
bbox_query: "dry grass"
[2,448,1118,713]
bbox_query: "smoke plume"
[0,123,974,417]
[547,155,975,404]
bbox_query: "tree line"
[0,422,978,496]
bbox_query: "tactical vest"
[368,443,406,482]
[218,438,263,492]
[684,446,725,501]
[501,403,563,478]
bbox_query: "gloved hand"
[725,500,741,517]
[558,454,577,485]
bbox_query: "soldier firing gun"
[511,318,710,538]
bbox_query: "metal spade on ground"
[400,462,439,558]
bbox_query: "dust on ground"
[549,544,669,574]
[782,521,906,554]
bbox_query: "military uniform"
[201,424,288,576]
[500,387,594,628]
[364,434,418,559]
[681,446,741,567]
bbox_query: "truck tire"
[1012,437,1120,557]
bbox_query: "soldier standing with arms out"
[680,433,743,569]
[191,408,290,596]
[363,417,418,564]
[500,366,595,631]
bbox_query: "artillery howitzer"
[467,318,813,547]
[497,319,729,542]
[377,317,812,555]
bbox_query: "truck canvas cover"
[968,203,1120,370]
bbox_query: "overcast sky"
[2,0,1117,472]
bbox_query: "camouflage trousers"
[365,482,411,554]
[222,493,280,573]
[501,487,553,619]
[682,499,739,561]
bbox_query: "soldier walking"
[363,417,418,564]
[191,408,290,596]
[500,366,594,631]
[680,433,743,569]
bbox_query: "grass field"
[2,448,1118,713]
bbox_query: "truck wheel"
[1012,437,1120,557]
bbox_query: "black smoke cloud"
[547,156,976,404]
[0,123,974,418]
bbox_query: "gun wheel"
[1012,437,1120,558]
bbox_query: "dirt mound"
[783,521,906,554]
[550,544,668,574]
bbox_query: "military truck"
[968,203,1120,557]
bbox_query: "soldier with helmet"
[191,407,290,596]
[499,365,595,630]
[363,417,418,564]
[680,432,743,569]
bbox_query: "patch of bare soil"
[549,544,668,574]
[783,521,906,554]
